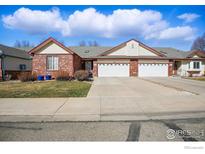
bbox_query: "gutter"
[5,54,32,60]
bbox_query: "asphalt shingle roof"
[69,46,112,58]
[0,44,31,59]
[21,46,192,59]
[69,46,192,59]
[153,47,191,59]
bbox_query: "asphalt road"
[0,118,205,141]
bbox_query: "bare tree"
[79,40,86,46]
[191,33,205,51]
[88,41,93,46]
[14,40,21,48]
[93,40,99,47]
[79,40,100,47]
[88,40,99,47]
[14,40,34,48]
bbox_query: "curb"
[1,111,205,122]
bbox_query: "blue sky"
[0,5,204,50]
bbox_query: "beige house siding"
[109,40,157,56]
[177,60,205,76]
[37,42,69,54]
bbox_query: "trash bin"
[37,75,44,81]
[45,75,51,80]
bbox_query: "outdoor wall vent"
[84,50,90,53]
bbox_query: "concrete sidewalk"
[1,77,205,122]
[1,95,205,122]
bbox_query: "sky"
[0,5,204,50]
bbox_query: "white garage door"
[98,63,130,77]
[138,63,168,77]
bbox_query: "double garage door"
[98,63,168,77]
[98,64,129,77]
[138,63,168,77]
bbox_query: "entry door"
[138,63,168,77]
[98,63,130,77]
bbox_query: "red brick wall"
[168,61,173,76]
[73,54,82,72]
[32,54,76,78]
[130,60,138,76]
[92,60,98,77]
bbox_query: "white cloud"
[177,13,200,23]
[2,7,69,35]
[157,26,195,40]
[2,7,196,41]
[67,8,107,37]
[66,8,169,38]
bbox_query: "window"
[47,56,59,70]
[193,61,200,69]
[19,64,26,70]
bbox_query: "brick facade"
[168,61,173,76]
[92,60,98,77]
[73,54,82,72]
[130,60,138,76]
[32,54,79,78]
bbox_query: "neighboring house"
[29,37,205,78]
[0,44,32,80]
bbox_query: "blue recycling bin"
[37,75,44,81]
[45,75,51,80]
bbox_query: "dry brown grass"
[0,81,91,98]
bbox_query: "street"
[0,118,205,141]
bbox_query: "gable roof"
[99,39,166,57]
[29,37,74,55]
[22,38,205,60]
[186,50,205,58]
[69,46,194,59]
[0,44,31,59]
[154,47,191,59]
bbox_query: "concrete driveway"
[86,77,205,121]
[141,77,205,95]
[87,77,193,97]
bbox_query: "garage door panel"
[138,63,168,77]
[98,64,129,77]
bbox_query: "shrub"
[74,70,89,81]
[19,72,37,82]
[56,71,72,81]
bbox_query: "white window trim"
[193,61,200,70]
[47,56,59,71]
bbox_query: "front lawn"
[0,81,91,98]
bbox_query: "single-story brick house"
[29,37,205,78]
[0,44,32,80]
